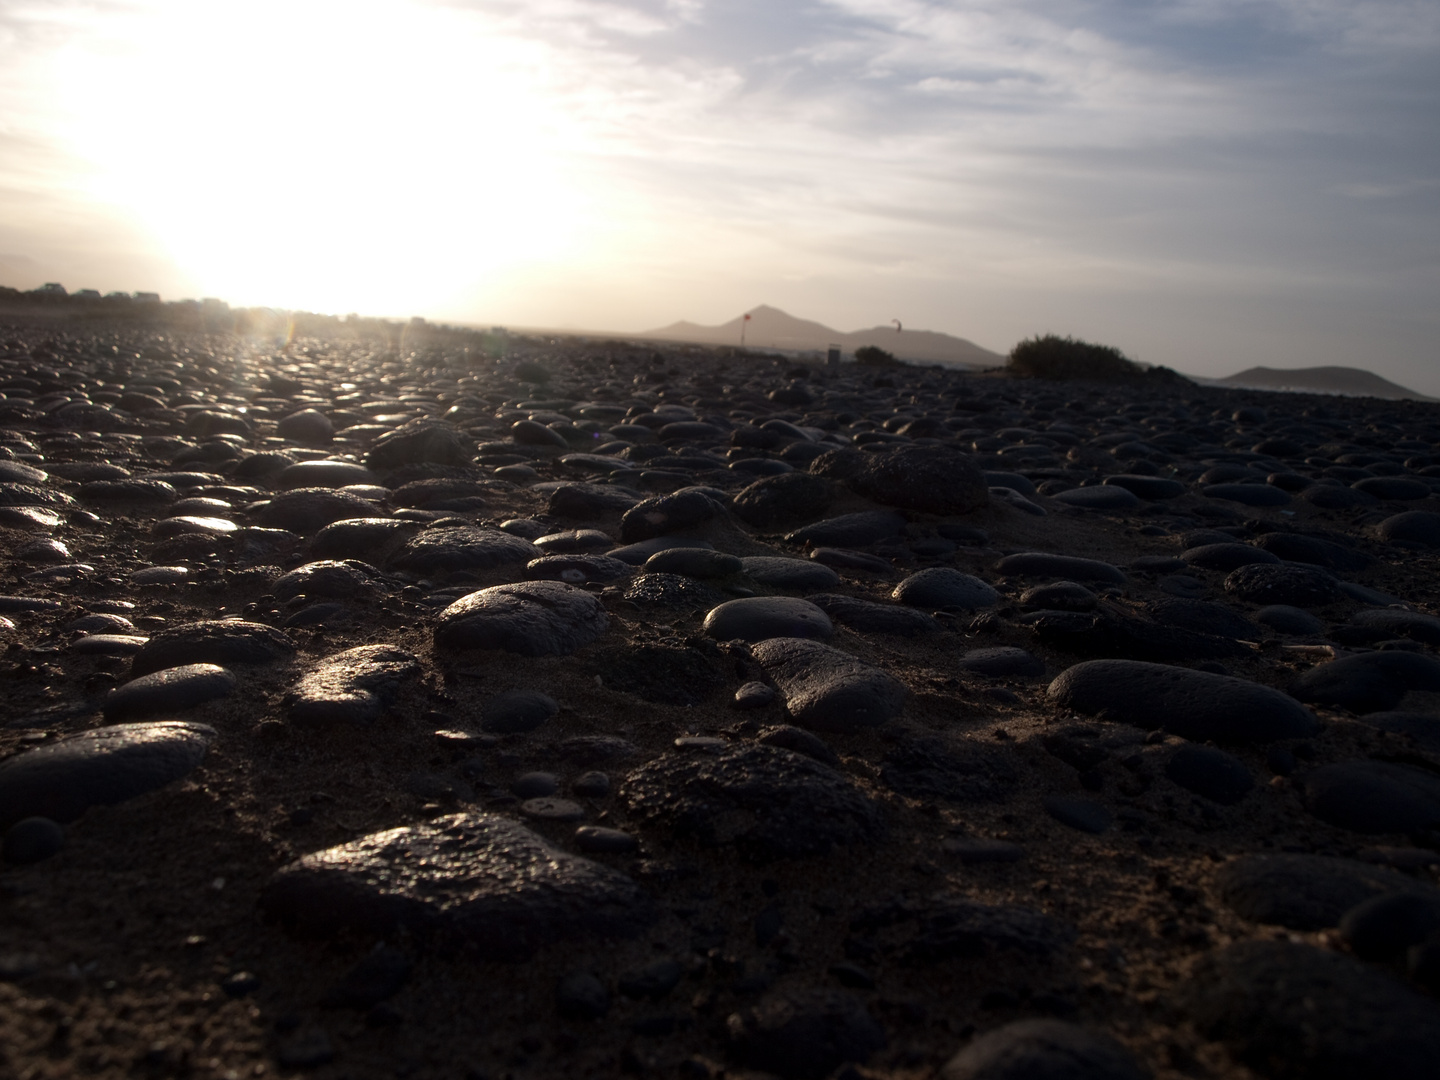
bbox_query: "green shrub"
[855,345,898,367]
[1006,334,1187,385]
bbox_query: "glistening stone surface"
[130,620,297,677]
[435,582,608,656]
[103,664,236,721]
[751,637,905,732]
[285,646,422,727]
[0,721,215,829]
[260,813,653,956]
[703,597,834,643]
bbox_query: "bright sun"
[55,0,588,317]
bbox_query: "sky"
[1,0,1438,391]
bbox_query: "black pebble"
[2,816,64,864]
[557,972,611,1020]
[1339,892,1440,961]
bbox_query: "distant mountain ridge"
[1216,365,1435,402]
[641,305,1004,368]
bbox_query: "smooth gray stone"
[276,408,334,445]
[606,536,714,565]
[1353,476,1430,500]
[390,526,540,576]
[1202,482,1291,506]
[435,581,608,656]
[622,744,884,858]
[1376,510,1440,547]
[892,567,998,610]
[941,1019,1148,1080]
[731,472,837,529]
[1299,483,1377,509]
[1164,745,1253,805]
[809,546,893,573]
[534,528,615,554]
[286,645,422,726]
[130,620,297,677]
[0,460,47,484]
[77,479,174,503]
[1340,892,1440,960]
[1215,853,1425,929]
[258,487,379,535]
[272,560,380,602]
[703,597,833,643]
[364,418,471,470]
[1180,542,1280,572]
[1254,605,1324,635]
[480,690,559,734]
[546,481,643,518]
[957,647,1045,677]
[807,594,941,636]
[995,553,1126,584]
[991,486,1046,516]
[525,554,633,584]
[3,817,65,864]
[261,813,653,956]
[276,460,376,489]
[0,596,63,613]
[0,506,63,531]
[131,565,191,584]
[751,637,904,732]
[0,721,215,829]
[643,547,743,577]
[1289,651,1440,713]
[1302,761,1440,833]
[71,634,149,656]
[104,664,236,720]
[984,471,1037,496]
[785,510,907,547]
[619,488,723,542]
[1050,485,1141,510]
[309,517,424,561]
[1183,941,1440,1080]
[1048,659,1319,743]
[741,556,840,592]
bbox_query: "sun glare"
[53,0,589,316]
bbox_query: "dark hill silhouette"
[642,305,1003,367]
[1216,365,1434,402]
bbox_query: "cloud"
[0,0,1437,388]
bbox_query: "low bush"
[1007,334,1188,384]
[855,345,899,367]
